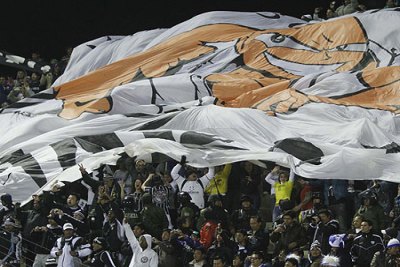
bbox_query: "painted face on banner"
[53,16,393,119]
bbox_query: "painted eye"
[271,33,285,43]
[336,44,348,51]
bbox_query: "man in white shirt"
[171,156,214,209]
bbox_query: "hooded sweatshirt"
[123,222,158,267]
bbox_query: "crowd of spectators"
[1,1,400,266]
[1,154,400,267]
[301,0,398,22]
[0,48,71,109]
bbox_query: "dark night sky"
[1,0,326,75]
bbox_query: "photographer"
[50,223,92,267]
[270,210,307,255]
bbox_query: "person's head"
[134,178,143,191]
[161,229,171,241]
[193,247,206,262]
[309,240,322,259]
[329,234,346,253]
[66,194,79,207]
[232,254,244,267]
[213,255,226,267]
[321,255,340,267]
[360,219,373,234]
[31,72,39,81]
[250,251,264,267]
[284,254,300,267]
[282,210,296,226]
[92,236,107,252]
[318,209,332,224]
[235,229,248,243]
[352,215,363,229]
[279,171,289,183]
[240,195,253,209]
[326,8,335,19]
[133,223,145,237]
[107,208,116,221]
[135,159,146,172]
[1,194,12,207]
[186,167,198,181]
[249,216,262,231]
[243,161,253,173]
[161,172,172,184]
[386,238,400,256]
[208,194,223,208]
[62,223,75,238]
[16,70,26,80]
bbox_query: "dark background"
[0,0,332,75]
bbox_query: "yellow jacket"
[204,164,232,195]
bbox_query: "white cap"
[63,223,74,231]
[387,238,400,248]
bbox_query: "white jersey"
[171,164,214,209]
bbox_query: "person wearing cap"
[0,193,15,223]
[0,217,22,267]
[350,219,384,267]
[308,240,323,267]
[123,217,158,267]
[171,155,215,209]
[284,253,300,267]
[231,194,258,233]
[320,255,340,267]
[371,238,400,267]
[327,234,352,266]
[86,236,118,267]
[50,223,92,267]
